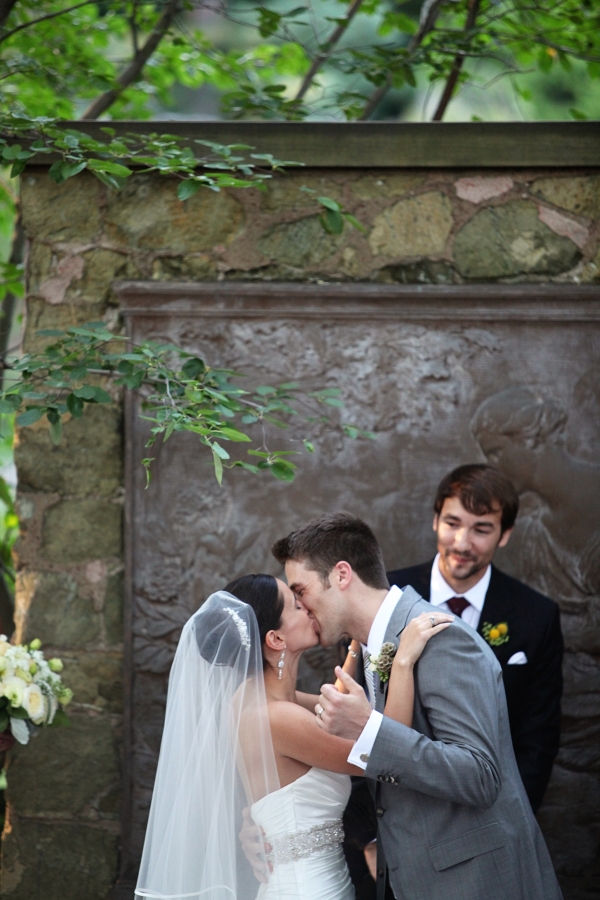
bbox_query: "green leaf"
[87,159,132,177]
[0,710,8,733]
[92,387,111,403]
[177,179,201,200]
[271,460,296,482]
[212,449,223,485]
[218,427,252,442]
[211,441,230,460]
[17,408,44,426]
[317,196,341,212]
[50,709,71,728]
[8,706,29,720]
[49,418,62,446]
[303,440,314,452]
[67,393,84,418]
[343,213,367,234]
[181,357,206,379]
[569,108,588,120]
[320,208,344,235]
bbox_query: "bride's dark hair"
[224,574,284,666]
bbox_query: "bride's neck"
[264,651,301,703]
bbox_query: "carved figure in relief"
[471,386,600,602]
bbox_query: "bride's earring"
[278,648,286,680]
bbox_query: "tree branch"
[359,0,446,120]
[0,0,18,35]
[431,0,481,120]
[80,0,181,120]
[0,1,96,44]
[294,0,365,102]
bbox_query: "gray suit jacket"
[365,586,562,900]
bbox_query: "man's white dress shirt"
[347,585,402,769]
[429,552,490,631]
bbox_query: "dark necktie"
[447,596,470,618]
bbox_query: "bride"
[135,574,451,900]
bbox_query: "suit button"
[389,777,396,784]
[378,869,384,878]
[376,807,385,817]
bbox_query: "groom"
[272,512,562,900]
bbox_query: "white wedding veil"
[135,591,280,900]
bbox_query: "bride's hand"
[395,612,454,668]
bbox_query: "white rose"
[0,639,8,658]
[23,684,46,725]
[3,676,25,708]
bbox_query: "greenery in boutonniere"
[482,622,509,647]
[368,642,397,683]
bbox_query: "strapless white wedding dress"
[250,768,354,900]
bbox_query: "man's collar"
[364,585,403,656]
[430,552,491,612]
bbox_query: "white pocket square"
[507,651,528,665]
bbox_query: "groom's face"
[285,559,345,648]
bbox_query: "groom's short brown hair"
[271,512,389,590]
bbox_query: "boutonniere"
[482,622,509,647]
[368,642,397,683]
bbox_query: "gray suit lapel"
[375,586,424,713]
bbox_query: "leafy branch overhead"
[1,322,374,485]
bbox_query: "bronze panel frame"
[114,281,600,898]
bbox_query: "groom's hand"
[316,667,371,740]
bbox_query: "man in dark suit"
[388,463,563,813]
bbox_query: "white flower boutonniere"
[368,642,397,683]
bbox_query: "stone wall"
[3,157,599,900]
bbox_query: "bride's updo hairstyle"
[224,574,285,669]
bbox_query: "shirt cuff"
[347,711,383,770]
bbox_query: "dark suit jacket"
[386,560,563,812]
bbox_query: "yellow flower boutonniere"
[482,621,509,647]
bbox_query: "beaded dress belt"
[265,818,345,866]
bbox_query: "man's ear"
[333,561,353,591]
[498,526,513,548]
[432,514,439,532]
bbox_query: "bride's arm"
[269,703,364,775]
[296,639,361,707]
[295,691,319,711]
[384,612,453,726]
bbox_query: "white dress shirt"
[347,585,402,770]
[429,553,490,631]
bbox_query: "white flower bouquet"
[0,635,72,748]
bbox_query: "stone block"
[104,175,243,252]
[531,176,600,220]
[6,714,119,817]
[453,200,581,278]
[20,171,102,242]
[151,254,214,280]
[23,298,106,354]
[258,215,343,267]
[369,192,453,258]
[17,571,99,647]
[41,500,122,563]
[262,175,342,211]
[66,248,137,305]
[26,242,52,295]
[15,404,122,497]
[0,818,119,899]
[62,652,122,711]
[352,173,425,201]
[104,570,124,646]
